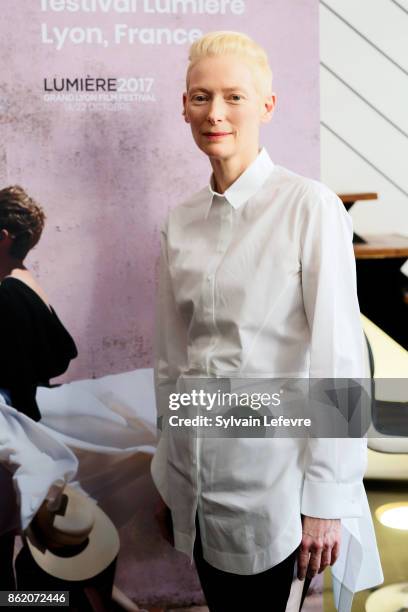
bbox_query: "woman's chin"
[199,142,235,160]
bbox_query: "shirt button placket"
[207,200,232,372]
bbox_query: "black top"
[0,277,78,421]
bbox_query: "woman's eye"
[230,94,243,101]
[192,95,208,103]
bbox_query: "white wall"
[320,0,408,237]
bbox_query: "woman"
[152,32,382,611]
[0,185,78,589]
[0,185,77,420]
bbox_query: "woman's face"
[183,55,274,166]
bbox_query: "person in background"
[0,185,77,420]
[0,185,78,589]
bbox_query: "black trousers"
[193,518,311,612]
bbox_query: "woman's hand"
[297,515,341,580]
[154,496,174,546]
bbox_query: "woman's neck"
[210,148,260,194]
[0,259,26,281]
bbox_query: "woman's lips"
[203,132,232,140]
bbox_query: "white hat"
[25,486,120,581]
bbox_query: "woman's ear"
[182,92,190,123]
[261,93,277,124]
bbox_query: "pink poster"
[0,0,319,379]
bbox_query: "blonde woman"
[152,32,382,611]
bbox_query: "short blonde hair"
[186,31,273,97]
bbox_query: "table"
[338,193,378,244]
[338,192,378,211]
[354,234,408,260]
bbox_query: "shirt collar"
[205,148,274,218]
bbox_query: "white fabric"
[37,371,158,527]
[0,403,78,534]
[0,370,157,537]
[151,148,383,610]
[37,371,156,453]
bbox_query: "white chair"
[362,315,408,479]
[361,316,408,611]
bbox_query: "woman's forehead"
[188,55,256,90]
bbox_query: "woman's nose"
[207,98,226,124]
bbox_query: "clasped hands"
[297,515,341,581]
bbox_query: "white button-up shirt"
[151,149,383,608]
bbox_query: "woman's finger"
[297,546,311,580]
[307,548,322,579]
[319,545,332,573]
[330,539,340,565]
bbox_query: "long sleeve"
[151,220,190,505]
[300,188,367,519]
[154,221,189,425]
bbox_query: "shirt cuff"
[301,480,364,518]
